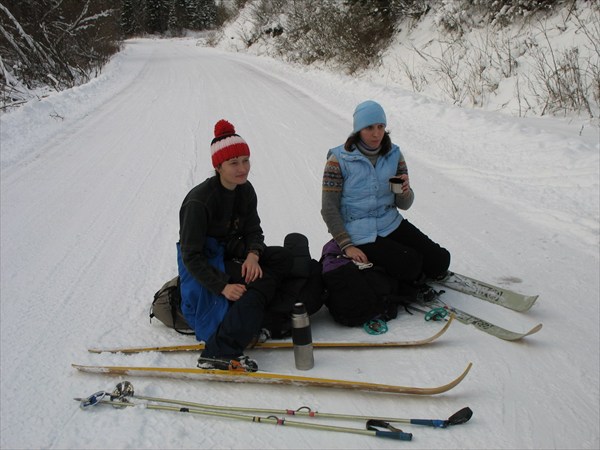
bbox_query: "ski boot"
[197,355,258,372]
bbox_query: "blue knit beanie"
[353,100,387,133]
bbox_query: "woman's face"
[217,156,251,190]
[359,124,386,148]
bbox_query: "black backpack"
[261,233,325,338]
[149,276,194,334]
[323,263,399,327]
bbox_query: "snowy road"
[1,38,598,449]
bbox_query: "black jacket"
[179,176,265,295]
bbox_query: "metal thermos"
[291,302,314,370]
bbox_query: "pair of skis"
[429,272,542,341]
[74,272,540,395]
[77,317,464,395]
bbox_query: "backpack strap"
[169,281,194,335]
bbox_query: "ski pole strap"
[366,420,412,441]
[79,391,107,409]
[293,406,316,416]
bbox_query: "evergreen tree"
[169,0,190,33]
[121,0,143,36]
[189,0,217,30]
[145,0,169,33]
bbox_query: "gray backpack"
[149,276,194,334]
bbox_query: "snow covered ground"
[1,38,598,449]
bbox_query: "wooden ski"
[72,360,472,396]
[88,315,454,354]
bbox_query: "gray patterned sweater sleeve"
[321,154,353,250]
[394,152,414,209]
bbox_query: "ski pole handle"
[410,407,473,428]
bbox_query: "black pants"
[202,246,292,358]
[357,219,450,284]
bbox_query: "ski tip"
[500,322,543,341]
[459,362,474,380]
[521,322,543,337]
[515,295,539,312]
[429,362,473,395]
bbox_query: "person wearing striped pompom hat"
[209,119,251,173]
[177,120,293,372]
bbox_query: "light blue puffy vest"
[328,144,403,245]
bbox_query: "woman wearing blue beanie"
[321,100,450,304]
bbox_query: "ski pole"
[84,381,473,429]
[128,393,470,428]
[75,392,412,441]
[117,380,471,428]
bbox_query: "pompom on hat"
[352,100,387,133]
[210,119,250,168]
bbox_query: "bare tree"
[1,0,121,109]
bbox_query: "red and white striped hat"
[210,119,250,168]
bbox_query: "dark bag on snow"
[149,276,194,334]
[320,239,398,327]
[323,263,398,326]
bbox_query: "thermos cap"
[292,302,307,315]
